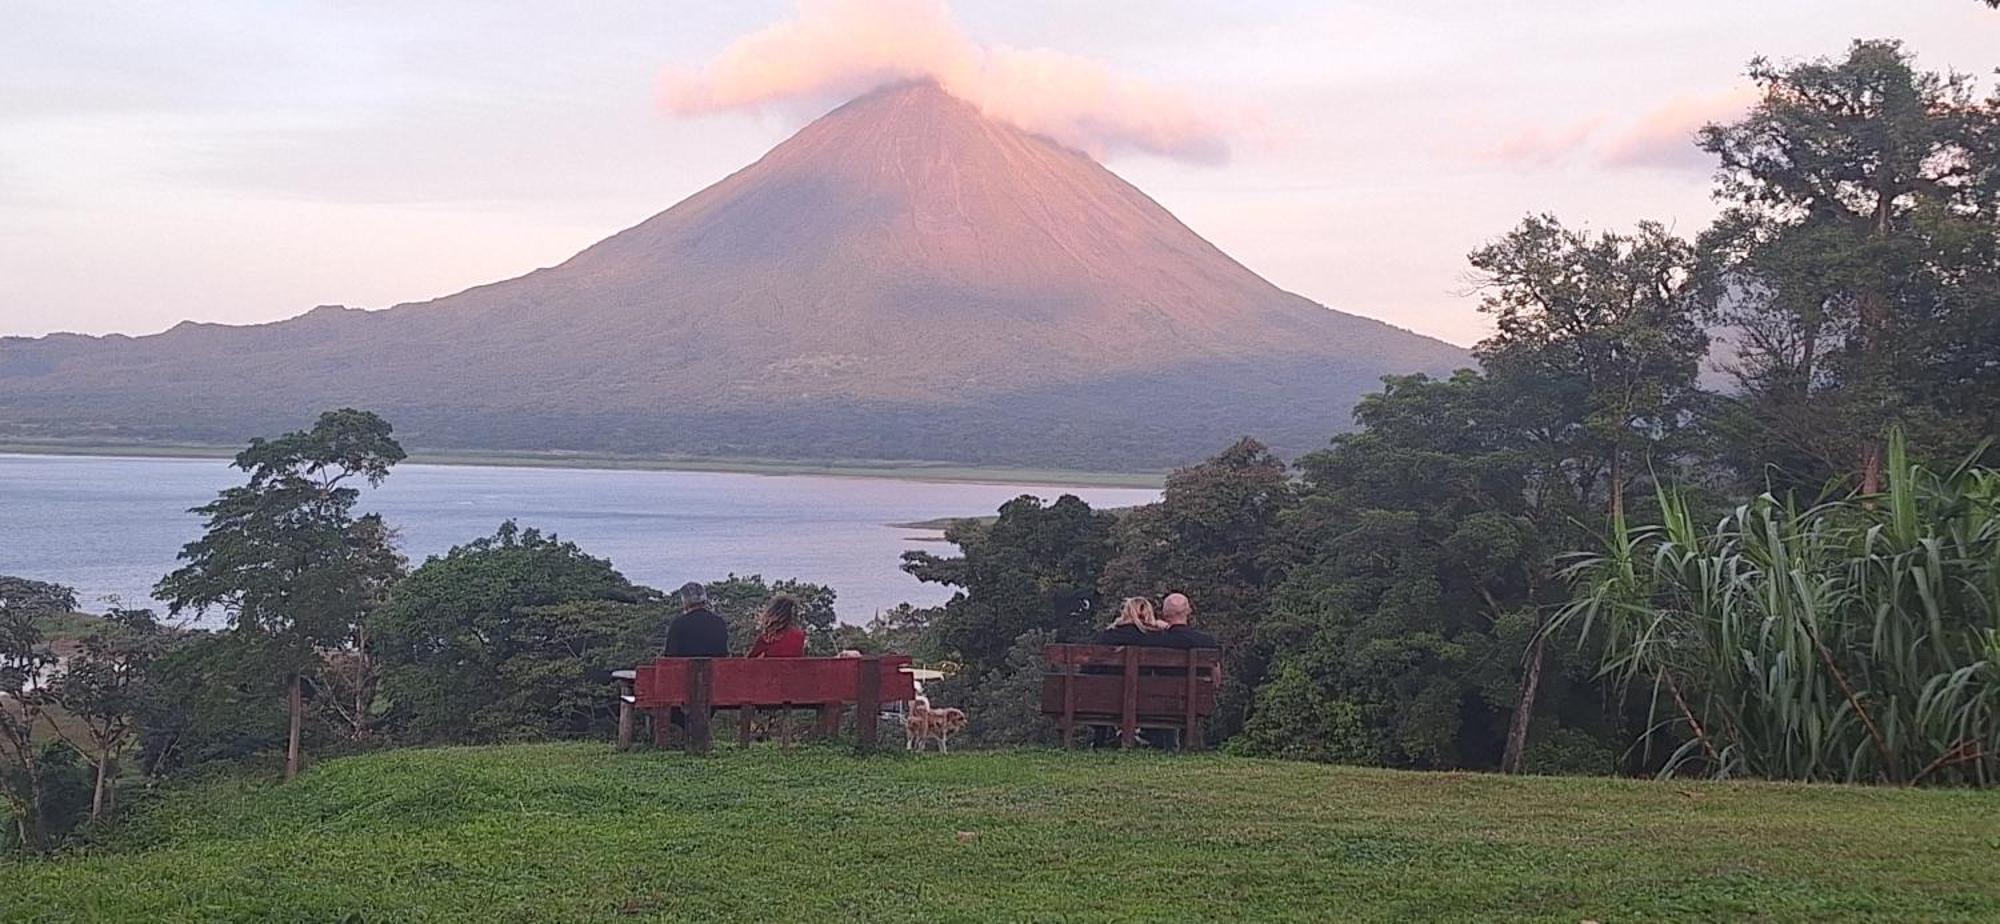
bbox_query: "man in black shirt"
[1160,593,1219,649]
[664,581,729,657]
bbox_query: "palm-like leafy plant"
[1552,432,1998,784]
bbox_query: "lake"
[0,454,1158,623]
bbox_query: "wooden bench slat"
[1044,644,1221,669]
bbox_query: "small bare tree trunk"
[90,747,110,821]
[285,674,303,782]
[1502,634,1545,774]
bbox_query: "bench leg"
[686,661,714,756]
[617,698,634,751]
[854,658,881,755]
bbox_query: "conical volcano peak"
[0,81,1465,470]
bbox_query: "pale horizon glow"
[2,1,1995,348]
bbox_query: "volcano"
[0,82,1464,471]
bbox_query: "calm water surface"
[0,454,1157,622]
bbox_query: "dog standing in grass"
[904,700,968,753]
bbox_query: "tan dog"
[904,701,968,753]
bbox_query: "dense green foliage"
[44,608,173,822]
[5,744,1999,922]
[371,521,657,743]
[902,494,1116,682]
[1557,435,2000,784]
[1697,40,2000,493]
[154,408,407,780]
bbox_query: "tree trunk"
[90,746,110,821]
[1861,443,1884,496]
[351,623,374,742]
[20,764,46,852]
[285,673,303,782]
[1502,634,1546,774]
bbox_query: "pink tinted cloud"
[659,0,1234,164]
[1480,118,1605,167]
[1478,86,1759,170]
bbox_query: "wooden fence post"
[855,657,881,755]
[616,678,635,751]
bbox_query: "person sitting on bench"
[664,581,728,656]
[1092,596,1173,646]
[1159,593,1219,649]
[747,594,807,658]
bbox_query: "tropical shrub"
[1555,434,2000,784]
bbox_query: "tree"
[314,514,405,743]
[1470,215,1708,519]
[1466,215,1709,769]
[1236,373,1617,771]
[372,521,649,743]
[156,409,406,781]
[0,577,76,851]
[45,607,173,821]
[1697,41,1999,493]
[902,495,1116,682]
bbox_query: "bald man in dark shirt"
[1159,593,1219,649]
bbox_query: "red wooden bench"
[617,656,916,754]
[1041,644,1222,750]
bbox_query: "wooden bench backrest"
[1040,644,1221,749]
[633,655,916,709]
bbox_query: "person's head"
[1112,596,1165,632]
[677,581,711,612]
[757,594,799,638]
[1162,593,1193,627]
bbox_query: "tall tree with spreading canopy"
[0,577,76,851]
[1697,40,2000,493]
[1470,215,1708,520]
[156,409,405,781]
[1465,215,1708,770]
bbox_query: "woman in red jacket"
[746,594,808,658]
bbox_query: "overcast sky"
[3,1,1995,347]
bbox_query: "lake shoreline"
[0,442,1165,489]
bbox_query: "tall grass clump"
[1553,433,1999,785]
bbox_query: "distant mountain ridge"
[0,81,1465,471]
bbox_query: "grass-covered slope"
[3,744,1997,922]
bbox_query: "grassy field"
[0,442,1165,489]
[3,745,1997,922]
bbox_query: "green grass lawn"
[3,744,1997,923]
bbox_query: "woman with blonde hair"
[1093,596,1169,646]
[746,594,808,658]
